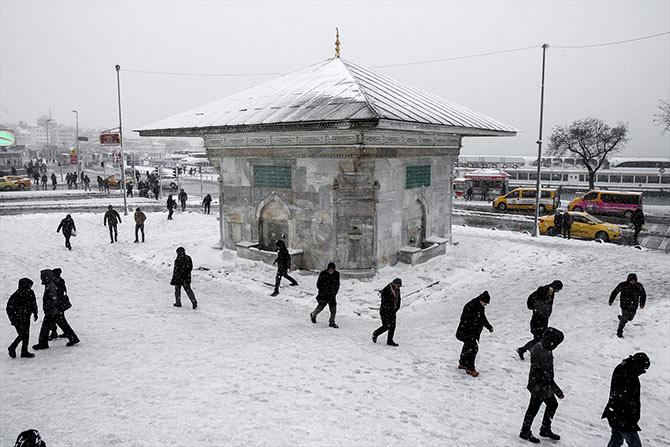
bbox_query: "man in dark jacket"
[602,352,650,447]
[372,278,402,346]
[50,172,57,190]
[517,280,563,360]
[170,247,197,309]
[167,195,176,220]
[6,278,38,358]
[134,207,146,243]
[202,194,212,214]
[103,204,122,243]
[33,269,79,350]
[271,240,298,296]
[456,291,493,377]
[41,173,47,190]
[609,273,646,338]
[56,214,76,250]
[520,327,565,443]
[562,212,572,239]
[631,208,645,245]
[553,211,563,236]
[49,268,79,345]
[178,188,188,211]
[310,262,340,328]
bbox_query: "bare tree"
[653,99,670,133]
[548,118,628,190]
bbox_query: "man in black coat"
[562,212,572,239]
[6,278,38,358]
[372,278,402,346]
[48,268,79,345]
[171,247,197,309]
[609,273,646,338]
[602,352,650,447]
[103,204,122,243]
[631,208,645,245]
[520,327,565,443]
[56,214,76,250]
[33,269,79,350]
[271,240,298,296]
[517,280,563,360]
[455,291,493,377]
[310,262,340,328]
[553,211,563,236]
[178,188,188,211]
[202,194,212,214]
[50,172,57,190]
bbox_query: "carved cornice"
[208,146,460,159]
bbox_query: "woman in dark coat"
[167,195,176,220]
[455,291,493,377]
[271,240,298,296]
[602,352,650,447]
[56,214,76,250]
[6,278,38,358]
[171,247,197,309]
[372,278,402,346]
[520,327,564,443]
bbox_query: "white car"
[160,175,179,191]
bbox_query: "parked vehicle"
[567,190,642,218]
[105,174,133,188]
[160,175,178,191]
[1,175,31,189]
[0,176,19,190]
[539,211,622,242]
[492,187,558,213]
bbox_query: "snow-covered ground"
[1,212,668,446]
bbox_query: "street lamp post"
[45,118,53,163]
[532,44,549,237]
[115,64,128,216]
[72,110,79,177]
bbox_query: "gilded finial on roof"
[335,27,340,58]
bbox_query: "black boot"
[540,427,560,440]
[32,343,49,350]
[8,345,16,358]
[310,313,316,324]
[270,290,279,297]
[519,431,540,443]
[66,337,80,347]
[516,347,525,360]
[21,351,35,358]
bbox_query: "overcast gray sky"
[1,0,669,157]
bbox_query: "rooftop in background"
[135,58,517,138]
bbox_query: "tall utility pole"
[115,64,128,216]
[45,118,53,163]
[72,110,79,176]
[532,44,549,237]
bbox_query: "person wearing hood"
[56,214,76,250]
[455,291,493,377]
[609,273,646,338]
[170,247,197,309]
[202,194,212,214]
[50,268,79,345]
[167,194,176,220]
[517,280,563,360]
[270,240,298,297]
[33,269,79,350]
[103,205,122,243]
[6,278,38,358]
[134,207,146,243]
[310,262,340,328]
[520,327,565,443]
[372,278,403,346]
[178,188,188,211]
[602,352,650,447]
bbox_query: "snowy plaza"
[1,210,668,446]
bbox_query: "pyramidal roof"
[135,58,517,136]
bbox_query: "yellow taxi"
[4,175,32,189]
[0,176,18,190]
[105,174,133,188]
[539,211,622,242]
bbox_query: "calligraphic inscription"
[327,135,357,144]
[383,135,402,144]
[226,137,247,146]
[248,136,272,145]
[298,135,326,145]
[363,135,383,144]
[272,135,297,145]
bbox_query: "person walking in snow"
[553,211,563,237]
[103,204,122,243]
[50,172,57,190]
[170,247,197,309]
[48,268,79,344]
[609,273,646,338]
[33,170,40,189]
[517,280,563,360]
[56,214,76,250]
[202,194,212,214]
[455,291,493,377]
[134,207,146,243]
[83,175,91,191]
[167,194,176,220]
[310,262,340,328]
[6,278,38,358]
[32,269,79,350]
[602,352,650,447]
[631,208,645,245]
[127,182,134,198]
[372,278,403,346]
[271,240,298,296]
[561,212,572,239]
[519,327,564,443]
[178,188,188,211]
[41,173,47,190]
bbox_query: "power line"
[553,31,670,49]
[122,31,670,77]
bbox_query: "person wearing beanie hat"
[56,214,76,250]
[271,240,298,297]
[455,291,493,377]
[134,207,147,243]
[609,273,646,338]
[170,247,197,309]
[103,204,122,243]
[517,280,563,361]
[602,352,650,447]
[310,262,340,328]
[372,278,403,346]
